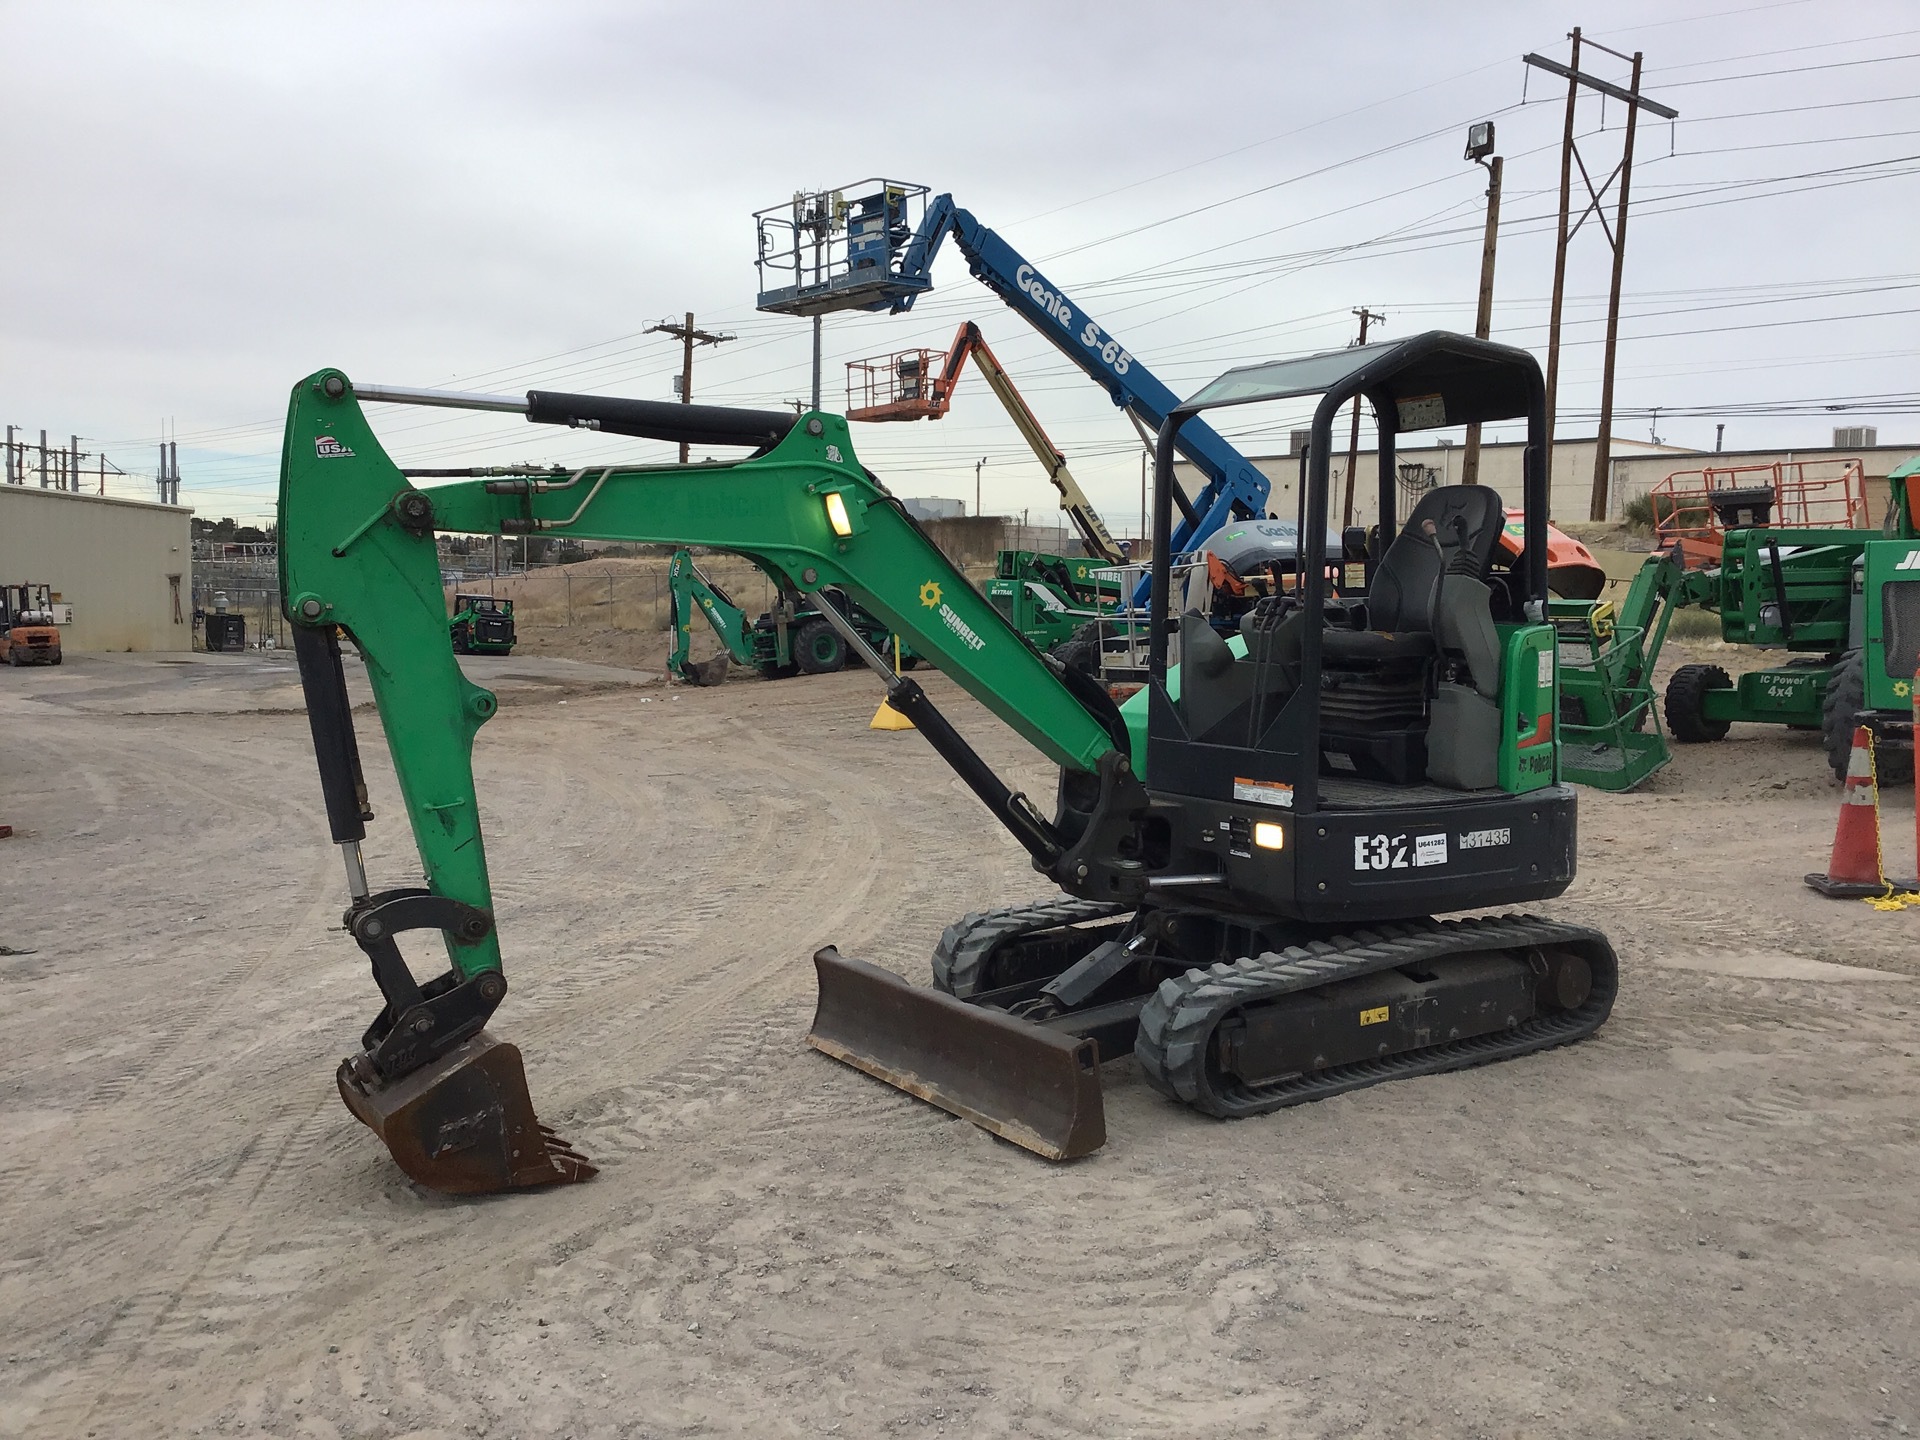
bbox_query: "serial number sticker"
[1232,777,1294,809]
[1415,833,1448,867]
[1458,827,1512,850]
[1358,1006,1390,1027]
[1537,650,1554,687]
[1396,392,1446,430]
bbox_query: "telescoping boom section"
[846,320,1124,564]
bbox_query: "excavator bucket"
[807,947,1105,1160]
[682,652,731,687]
[336,1032,597,1195]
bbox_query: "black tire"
[50,652,61,666]
[793,618,846,675]
[1822,649,1913,784]
[1050,620,1105,679]
[1664,663,1733,743]
[899,654,922,672]
[451,625,470,654]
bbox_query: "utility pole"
[974,456,988,518]
[1541,27,1582,485]
[1461,122,1503,487]
[1139,448,1148,550]
[1525,37,1677,520]
[812,316,824,412]
[1590,47,1650,521]
[1341,308,1385,529]
[646,312,736,462]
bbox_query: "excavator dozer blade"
[807,946,1105,1160]
[336,1031,597,1195]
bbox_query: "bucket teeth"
[536,1124,598,1182]
[336,1031,596,1195]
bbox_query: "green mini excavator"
[279,334,1617,1195]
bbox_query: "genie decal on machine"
[1014,264,1133,376]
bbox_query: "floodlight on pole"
[1460,120,1504,486]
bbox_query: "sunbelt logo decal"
[1896,549,1920,570]
[920,579,985,652]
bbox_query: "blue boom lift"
[754,181,1277,605]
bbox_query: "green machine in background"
[1551,455,1920,789]
[983,549,1125,655]
[666,548,916,685]
[449,593,515,655]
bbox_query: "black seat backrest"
[1366,485,1506,633]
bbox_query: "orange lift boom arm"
[847,322,1124,564]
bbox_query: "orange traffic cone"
[1806,726,1914,897]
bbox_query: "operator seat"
[1323,485,1505,662]
[1318,484,1508,787]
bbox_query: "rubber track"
[932,896,1132,998]
[1134,913,1617,1118]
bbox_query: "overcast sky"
[3,0,1917,525]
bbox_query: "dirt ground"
[2,648,1917,1440]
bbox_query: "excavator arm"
[280,370,1149,1191]
[667,548,758,684]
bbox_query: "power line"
[1647,26,1920,74]
[1654,49,1920,89]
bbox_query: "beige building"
[0,486,193,651]
[1176,435,1920,528]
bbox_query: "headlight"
[1253,821,1285,851]
[825,492,854,537]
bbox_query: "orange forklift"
[2,583,63,666]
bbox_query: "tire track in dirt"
[25,1088,338,1440]
[14,689,933,1435]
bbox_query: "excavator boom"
[279,371,1142,1191]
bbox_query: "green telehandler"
[280,335,1616,1196]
